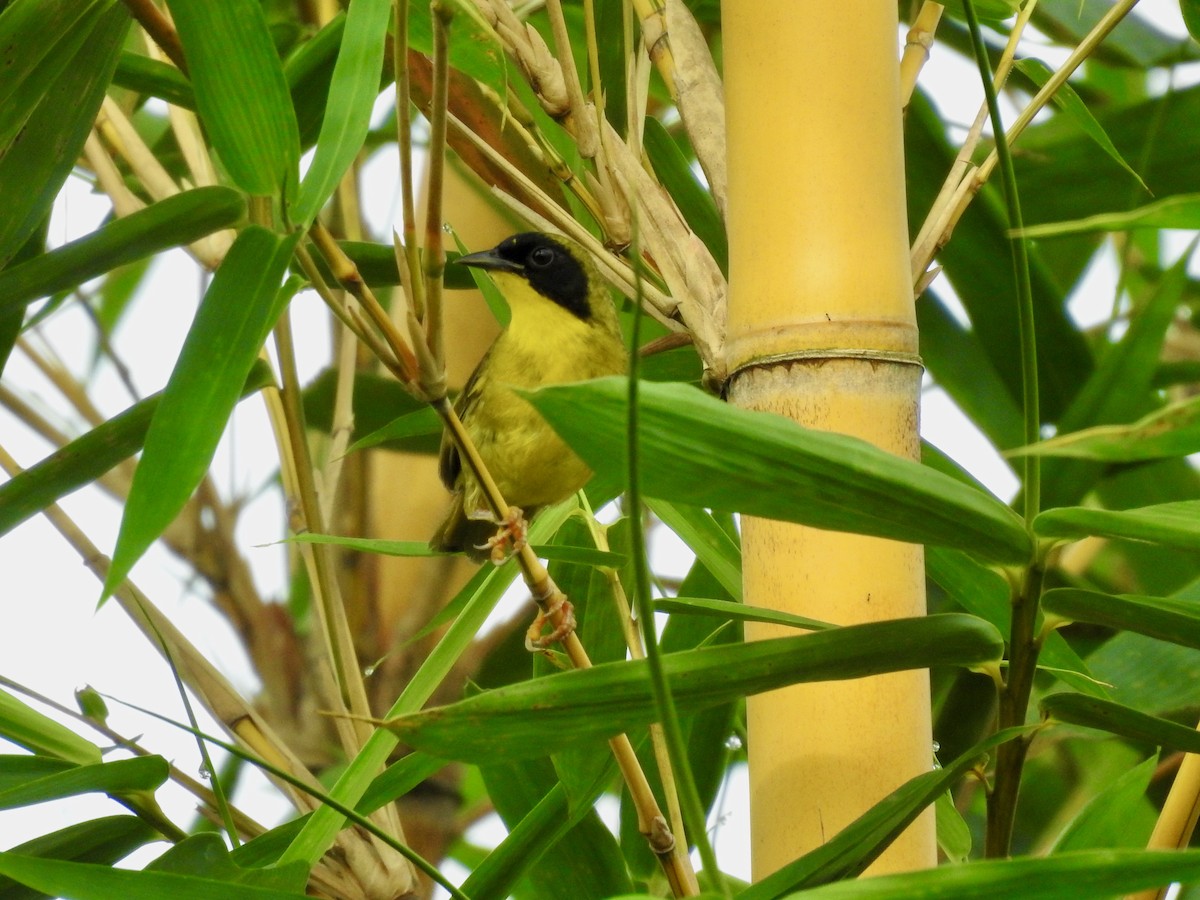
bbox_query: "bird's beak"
[454,247,523,274]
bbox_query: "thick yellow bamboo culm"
[721,2,936,880]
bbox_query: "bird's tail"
[430,498,494,563]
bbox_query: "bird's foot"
[526,593,576,651]
[473,506,528,566]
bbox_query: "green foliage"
[3,0,1200,897]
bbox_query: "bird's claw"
[526,594,576,651]
[473,506,529,566]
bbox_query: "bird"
[431,231,628,562]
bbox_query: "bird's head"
[455,232,598,322]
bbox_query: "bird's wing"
[438,345,493,491]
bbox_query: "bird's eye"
[529,246,555,267]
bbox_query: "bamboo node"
[726,348,924,391]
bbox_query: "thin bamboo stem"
[120,0,187,73]
[899,2,944,110]
[585,510,698,896]
[961,0,1043,858]
[392,0,427,320]
[422,1,451,382]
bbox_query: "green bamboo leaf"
[293,0,391,225]
[1043,588,1200,650]
[1088,632,1200,718]
[0,690,99,767]
[357,752,446,814]
[936,790,972,863]
[0,0,103,148]
[1034,500,1200,552]
[0,852,310,900]
[147,836,307,893]
[524,378,1031,564]
[927,548,1106,697]
[908,83,1090,425]
[112,52,195,108]
[1038,241,1196,509]
[406,0,508,98]
[1007,395,1200,462]
[343,407,442,455]
[1186,0,1200,43]
[0,757,72,793]
[1042,692,1200,753]
[654,596,832,631]
[278,509,580,867]
[740,728,1028,899]
[1017,194,1200,239]
[165,0,299,198]
[0,1,128,267]
[0,816,159,895]
[643,117,727,273]
[917,289,1025,450]
[0,362,273,539]
[1015,58,1149,195]
[475,758,629,900]
[779,849,1200,899]
[383,614,1003,762]
[647,499,742,600]
[1034,0,1200,69]
[0,757,167,811]
[0,187,245,316]
[301,368,429,449]
[1050,756,1156,853]
[104,229,299,598]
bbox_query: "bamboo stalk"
[722,0,935,878]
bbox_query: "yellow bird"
[431,232,628,561]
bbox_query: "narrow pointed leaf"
[293,0,391,224]
[0,362,272,538]
[654,597,833,632]
[1015,58,1149,195]
[165,0,299,197]
[343,407,442,455]
[928,548,1105,697]
[1018,194,1200,238]
[0,757,167,810]
[1007,395,1200,462]
[0,816,158,889]
[112,52,195,108]
[525,378,1030,564]
[0,852,311,900]
[1034,501,1200,552]
[383,614,1003,762]
[740,728,1029,899]
[1038,241,1194,509]
[782,849,1200,899]
[1043,588,1200,650]
[0,187,244,315]
[1042,693,1200,753]
[0,0,103,149]
[0,690,100,767]
[104,229,299,597]
[0,1,129,266]
[1050,757,1156,853]
[647,498,742,599]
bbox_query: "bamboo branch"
[900,2,944,110]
